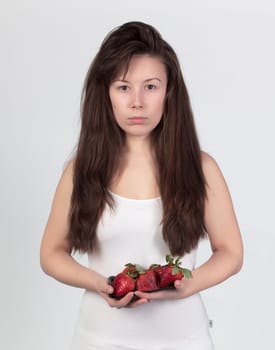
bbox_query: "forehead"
[116,54,167,81]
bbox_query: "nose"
[131,88,143,109]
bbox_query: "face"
[109,55,167,139]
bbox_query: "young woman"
[40,21,243,350]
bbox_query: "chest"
[111,160,160,199]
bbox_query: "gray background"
[1,0,274,349]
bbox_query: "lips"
[128,117,147,124]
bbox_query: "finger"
[174,279,184,290]
[134,290,165,300]
[98,279,114,295]
[135,289,180,300]
[114,292,135,307]
[134,291,150,299]
[127,297,149,308]
[103,285,114,294]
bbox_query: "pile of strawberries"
[108,254,192,299]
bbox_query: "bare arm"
[135,153,243,300]
[40,160,103,290]
[40,160,139,307]
[179,153,243,297]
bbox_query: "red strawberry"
[154,254,192,289]
[111,263,139,299]
[136,269,159,292]
[112,272,135,298]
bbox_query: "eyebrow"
[114,78,162,83]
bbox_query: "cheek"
[110,95,124,113]
[110,98,124,124]
[109,91,118,108]
[109,99,119,117]
[154,94,166,114]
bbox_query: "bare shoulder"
[47,157,76,223]
[201,151,222,176]
[62,157,75,179]
[57,157,75,192]
[200,151,229,193]
[201,151,218,168]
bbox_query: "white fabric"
[71,192,214,350]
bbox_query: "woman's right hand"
[97,277,149,308]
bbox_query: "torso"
[70,149,214,349]
[71,194,213,349]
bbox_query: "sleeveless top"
[70,192,214,350]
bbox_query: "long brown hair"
[68,21,207,256]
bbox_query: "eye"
[145,84,157,90]
[118,85,129,91]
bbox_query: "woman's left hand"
[134,279,187,301]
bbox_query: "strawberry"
[111,263,139,299]
[112,272,136,298]
[136,269,159,292]
[154,254,192,289]
[109,256,192,297]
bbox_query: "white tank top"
[71,192,214,350]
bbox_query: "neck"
[125,135,152,156]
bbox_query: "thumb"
[103,283,114,294]
[99,278,114,294]
[174,279,184,290]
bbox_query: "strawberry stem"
[166,254,193,278]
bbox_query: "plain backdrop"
[1,1,274,349]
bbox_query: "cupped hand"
[134,279,186,301]
[97,278,150,308]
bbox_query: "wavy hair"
[68,21,207,256]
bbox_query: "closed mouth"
[128,117,147,124]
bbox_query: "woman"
[40,21,243,350]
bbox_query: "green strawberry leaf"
[166,254,175,265]
[182,268,192,279]
[135,264,146,274]
[172,266,180,275]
